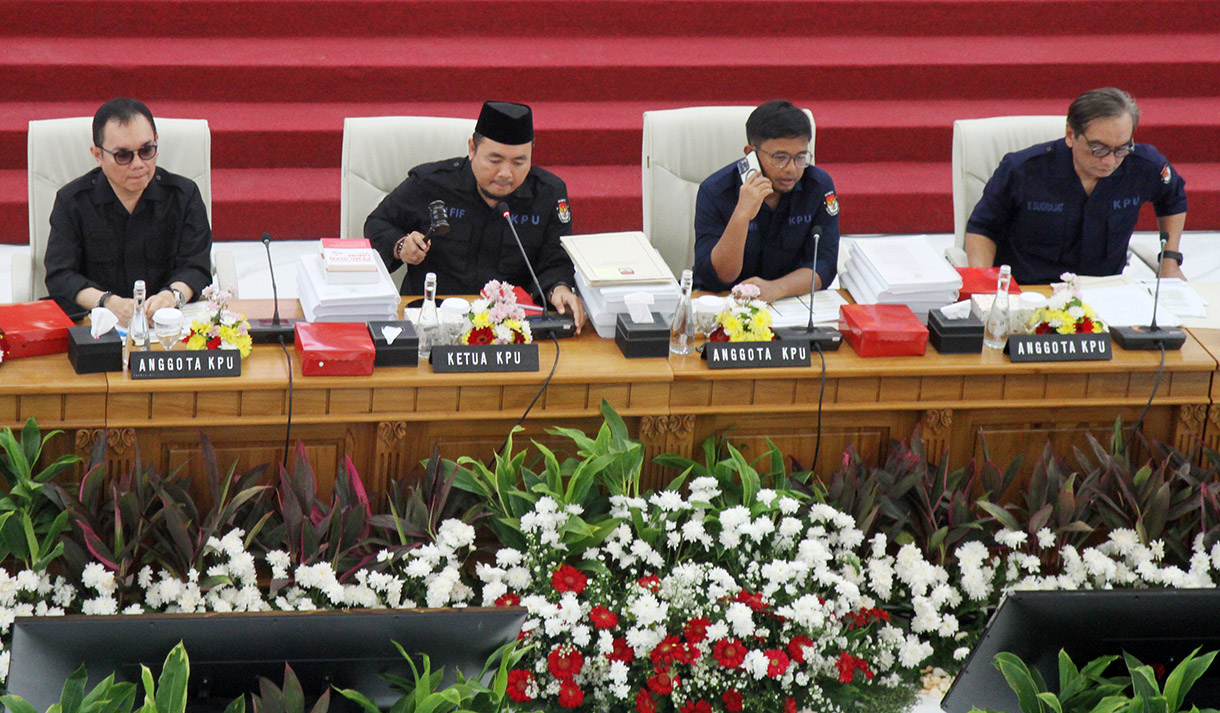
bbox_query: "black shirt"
[364,157,575,298]
[44,166,213,318]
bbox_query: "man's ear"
[743,145,754,156]
[1063,121,1075,146]
[468,138,477,160]
[90,145,103,167]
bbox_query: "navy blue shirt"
[693,161,840,292]
[967,139,1187,284]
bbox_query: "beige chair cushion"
[20,116,212,302]
[641,106,815,278]
[340,116,477,242]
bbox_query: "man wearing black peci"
[44,97,212,323]
[365,101,585,331]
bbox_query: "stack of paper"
[562,232,679,338]
[768,291,848,327]
[840,237,962,321]
[296,253,399,322]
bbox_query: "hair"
[470,132,534,150]
[1067,87,1139,135]
[746,100,812,147]
[92,97,156,148]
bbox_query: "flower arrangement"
[707,283,775,342]
[1029,272,1106,335]
[460,280,532,345]
[182,285,253,357]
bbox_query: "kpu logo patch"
[824,191,840,216]
[556,198,571,223]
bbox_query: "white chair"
[948,115,1065,266]
[642,106,816,278]
[17,116,230,303]
[340,116,477,242]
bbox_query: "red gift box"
[0,300,75,359]
[839,304,929,357]
[293,322,376,376]
[956,267,1022,300]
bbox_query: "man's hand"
[1161,261,1186,280]
[740,276,785,304]
[144,290,177,317]
[396,231,430,265]
[550,285,586,334]
[106,296,136,327]
[735,172,773,220]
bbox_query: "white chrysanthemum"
[630,592,669,628]
[495,549,524,567]
[756,489,777,507]
[688,476,720,502]
[743,649,769,679]
[725,601,755,638]
[898,635,933,668]
[80,563,116,594]
[994,529,1028,548]
[778,496,800,515]
[1106,529,1140,556]
[437,520,476,552]
[954,646,971,661]
[1036,528,1055,549]
[650,490,687,512]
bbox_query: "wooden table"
[3,300,1217,495]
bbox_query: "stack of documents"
[840,237,962,321]
[768,291,848,327]
[296,252,399,322]
[562,232,679,338]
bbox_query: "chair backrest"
[951,115,1065,249]
[25,116,212,301]
[340,116,478,241]
[641,106,816,278]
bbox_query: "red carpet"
[1,0,1218,242]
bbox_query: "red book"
[0,300,75,359]
[320,238,371,250]
[956,267,1022,300]
[293,322,376,376]
[839,304,929,357]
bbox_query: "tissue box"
[294,322,375,376]
[67,324,123,373]
[367,321,418,367]
[956,267,1022,300]
[0,300,75,359]
[615,312,669,358]
[927,310,984,354]
[839,304,928,357]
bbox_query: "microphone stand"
[773,225,841,350]
[496,202,575,339]
[1111,233,1186,350]
[250,232,300,343]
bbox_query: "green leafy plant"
[0,418,80,571]
[373,445,487,550]
[231,664,330,713]
[0,641,190,713]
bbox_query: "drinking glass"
[152,308,183,351]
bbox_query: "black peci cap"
[475,101,534,145]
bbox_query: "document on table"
[1137,278,1208,319]
[1082,283,1182,328]
[768,291,847,326]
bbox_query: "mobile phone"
[737,151,761,181]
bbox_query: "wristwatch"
[1158,250,1184,265]
[170,287,186,309]
[96,291,113,309]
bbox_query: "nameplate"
[129,350,243,379]
[431,344,540,373]
[1007,333,1112,362]
[704,340,811,369]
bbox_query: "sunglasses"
[98,142,158,166]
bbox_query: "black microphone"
[250,232,300,343]
[424,200,450,242]
[773,223,841,349]
[1111,232,1186,350]
[496,201,575,338]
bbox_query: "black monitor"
[942,590,1220,713]
[7,607,526,713]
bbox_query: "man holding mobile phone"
[693,100,840,302]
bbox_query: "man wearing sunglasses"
[966,87,1187,284]
[44,97,212,322]
[693,100,840,303]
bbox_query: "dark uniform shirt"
[44,166,213,318]
[364,157,575,298]
[966,139,1187,285]
[693,161,840,292]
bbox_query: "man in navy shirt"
[694,100,840,302]
[966,87,1187,284]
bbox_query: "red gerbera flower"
[713,638,747,669]
[548,645,584,680]
[764,649,790,678]
[557,680,585,709]
[836,650,875,684]
[466,326,494,345]
[505,669,535,703]
[512,328,527,344]
[722,689,744,713]
[708,326,729,342]
[650,635,690,665]
[1077,317,1094,333]
[734,589,769,611]
[680,700,713,713]
[636,688,657,713]
[607,637,636,663]
[787,635,813,663]
[785,697,798,713]
[590,605,619,629]
[646,667,678,695]
[684,617,711,643]
[206,336,222,349]
[637,574,661,592]
[551,564,588,594]
[495,592,520,607]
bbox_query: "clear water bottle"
[669,269,694,355]
[130,279,149,351]
[417,272,441,360]
[983,265,1012,350]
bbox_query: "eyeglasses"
[755,147,812,169]
[1077,133,1134,159]
[98,142,157,166]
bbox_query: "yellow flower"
[186,333,208,350]
[471,311,492,329]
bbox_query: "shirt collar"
[89,166,165,208]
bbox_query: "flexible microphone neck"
[261,232,281,325]
[1149,233,1169,332]
[496,202,550,316]
[807,224,822,332]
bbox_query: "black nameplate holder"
[704,340,811,369]
[129,350,243,379]
[1007,333,1113,362]
[431,344,540,373]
